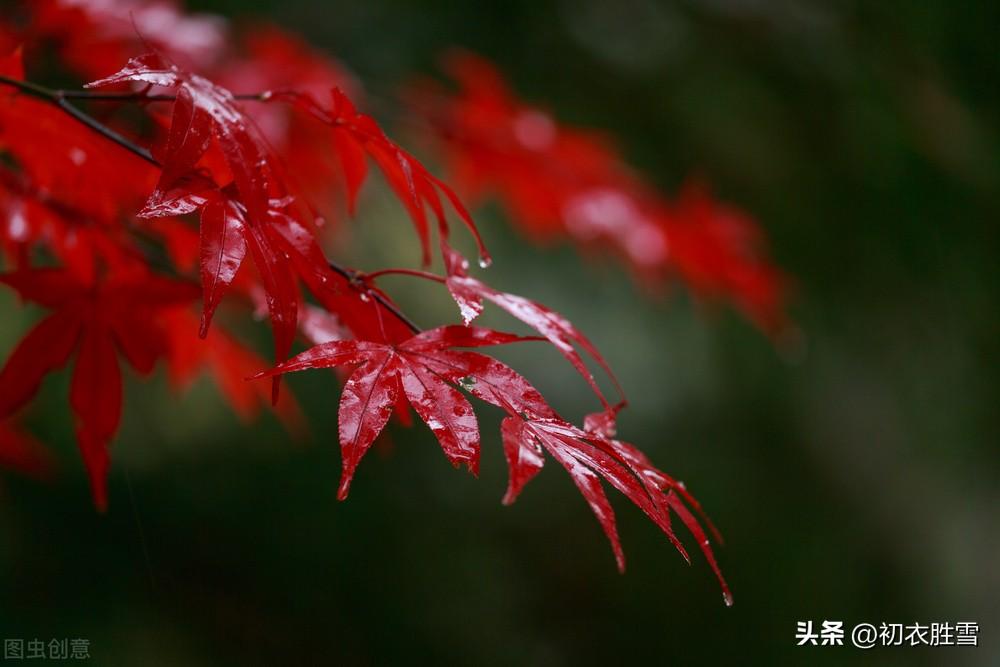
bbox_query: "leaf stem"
[325,262,422,334]
[364,267,447,283]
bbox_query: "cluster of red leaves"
[0,0,775,602]
[409,53,786,332]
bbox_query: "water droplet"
[359,292,370,302]
[723,591,734,607]
[478,256,492,269]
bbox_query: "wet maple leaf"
[443,244,623,410]
[214,26,360,203]
[502,413,731,602]
[86,54,310,370]
[254,325,539,498]
[256,322,731,602]
[275,87,489,267]
[0,267,198,508]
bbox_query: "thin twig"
[0,74,157,164]
[365,267,446,283]
[326,262,422,334]
[58,89,271,102]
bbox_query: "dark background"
[1,0,997,664]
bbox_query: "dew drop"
[478,256,492,269]
[359,292,370,302]
[723,591,734,607]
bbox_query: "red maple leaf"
[253,325,541,498]
[213,26,360,203]
[274,87,490,267]
[256,322,731,602]
[502,414,731,603]
[85,54,318,380]
[0,267,198,508]
[443,244,623,411]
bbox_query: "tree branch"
[326,262,422,334]
[0,74,157,165]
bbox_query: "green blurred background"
[1,0,997,664]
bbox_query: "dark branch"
[327,262,422,334]
[0,74,157,165]
[57,89,271,102]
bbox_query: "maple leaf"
[257,320,731,601]
[214,26,360,203]
[85,54,312,372]
[254,325,542,498]
[0,268,198,508]
[501,413,731,602]
[443,245,624,410]
[275,87,489,267]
